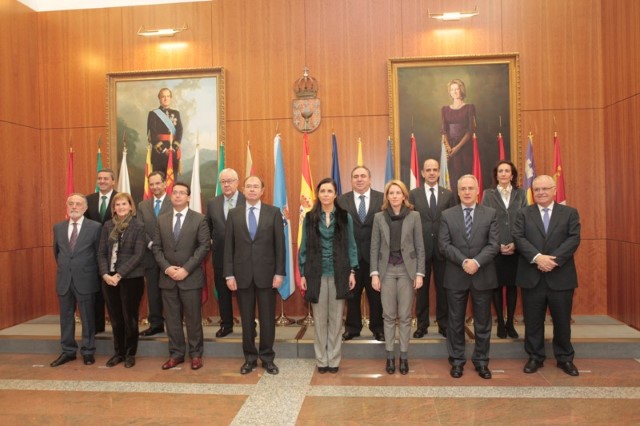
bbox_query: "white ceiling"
[18,0,210,12]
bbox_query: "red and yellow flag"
[409,133,420,189]
[553,132,566,205]
[166,147,175,196]
[472,133,484,203]
[143,144,152,199]
[296,133,315,295]
[497,132,505,161]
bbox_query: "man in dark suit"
[51,194,102,367]
[137,171,172,336]
[152,182,210,371]
[224,176,285,375]
[84,168,118,333]
[439,175,499,379]
[513,175,581,377]
[409,158,456,338]
[147,87,182,175]
[206,168,245,338]
[337,165,385,341]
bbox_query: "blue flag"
[524,133,537,205]
[331,133,342,195]
[385,137,394,183]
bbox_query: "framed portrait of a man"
[389,54,520,193]
[107,67,225,203]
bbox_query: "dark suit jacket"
[513,203,581,290]
[337,189,384,265]
[206,192,246,267]
[53,218,102,295]
[97,218,147,279]
[481,187,528,245]
[409,185,456,260]
[152,209,211,290]
[439,204,499,291]
[137,196,172,268]
[223,203,286,289]
[370,211,425,279]
[85,191,117,224]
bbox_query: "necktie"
[542,208,550,233]
[69,222,78,251]
[154,199,161,217]
[464,208,473,240]
[225,198,234,219]
[99,195,107,220]
[429,188,437,212]
[173,212,182,241]
[358,195,366,223]
[248,207,257,240]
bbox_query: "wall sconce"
[137,24,189,37]
[428,6,478,21]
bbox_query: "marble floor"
[0,354,639,425]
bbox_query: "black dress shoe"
[50,353,76,367]
[374,332,385,342]
[262,361,279,375]
[139,327,164,337]
[413,328,427,338]
[342,331,360,341]
[399,359,409,375]
[386,358,395,374]
[240,361,257,374]
[83,354,95,365]
[317,366,329,374]
[476,365,492,379]
[523,358,544,374]
[438,328,447,338]
[450,365,464,378]
[215,327,233,338]
[496,323,507,339]
[124,356,135,368]
[328,367,339,374]
[557,361,579,376]
[506,323,519,338]
[106,355,125,367]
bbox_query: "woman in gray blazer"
[370,180,425,375]
[481,161,528,338]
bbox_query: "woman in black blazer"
[481,161,528,338]
[98,192,147,368]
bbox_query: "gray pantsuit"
[380,263,414,353]
[312,276,345,368]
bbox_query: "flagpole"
[275,295,294,326]
[296,303,314,326]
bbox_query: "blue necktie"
[173,212,182,241]
[358,195,366,223]
[248,207,257,240]
[154,199,161,217]
[543,208,550,233]
[464,208,473,240]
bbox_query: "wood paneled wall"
[2,0,634,328]
[603,0,640,329]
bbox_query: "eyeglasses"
[533,186,555,193]
[172,190,189,196]
[220,179,237,185]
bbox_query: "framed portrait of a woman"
[388,54,520,193]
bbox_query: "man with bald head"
[513,175,581,377]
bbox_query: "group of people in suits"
[51,158,581,379]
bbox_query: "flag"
[188,144,208,305]
[439,136,451,189]
[524,132,537,205]
[409,133,420,189]
[117,147,131,194]
[246,142,255,178]
[95,136,103,193]
[553,132,567,205]
[472,133,484,203]
[274,134,296,300]
[331,133,342,195]
[498,132,505,160]
[143,144,152,199]
[216,143,225,196]
[65,147,74,219]
[166,144,175,195]
[384,137,394,183]
[296,133,315,296]
[357,137,363,166]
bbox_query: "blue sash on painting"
[153,109,176,135]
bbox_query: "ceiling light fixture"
[137,24,188,37]
[428,6,479,21]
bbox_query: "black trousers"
[237,283,276,363]
[344,261,383,334]
[214,267,234,329]
[414,254,447,331]
[143,265,164,329]
[103,276,145,357]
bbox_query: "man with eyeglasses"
[152,182,211,371]
[513,175,581,377]
[206,168,245,338]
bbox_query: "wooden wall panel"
[400,0,503,57]
[305,0,403,117]
[572,240,607,314]
[503,0,603,110]
[0,0,40,127]
[607,241,640,329]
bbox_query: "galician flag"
[117,146,131,194]
[439,136,451,190]
[273,134,295,300]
